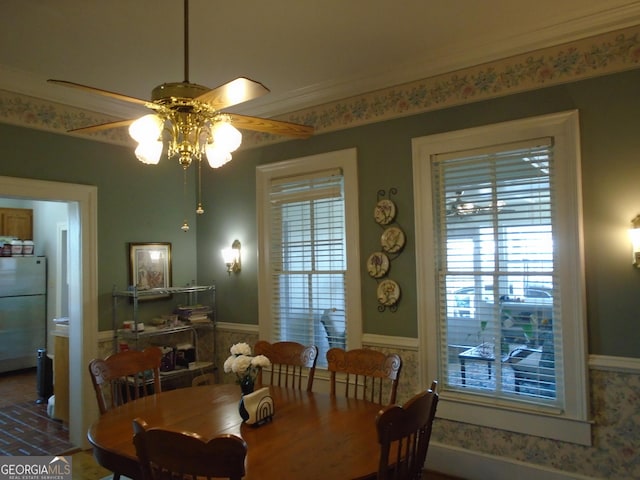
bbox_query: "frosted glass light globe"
[212,121,242,153]
[129,114,164,143]
[134,140,163,165]
[205,144,232,168]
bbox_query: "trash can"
[36,348,53,404]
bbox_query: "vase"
[238,376,255,422]
[238,397,250,422]
[239,376,255,395]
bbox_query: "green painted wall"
[1,68,639,356]
[0,127,199,328]
[198,68,640,357]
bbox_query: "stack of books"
[174,305,212,323]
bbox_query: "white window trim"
[256,148,363,350]
[412,110,592,445]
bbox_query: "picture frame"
[128,242,172,300]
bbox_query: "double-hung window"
[413,111,591,444]
[257,149,361,367]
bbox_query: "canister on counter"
[0,242,12,256]
[10,240,23,256]
[22,240,34,255]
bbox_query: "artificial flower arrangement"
[223,342,271,393]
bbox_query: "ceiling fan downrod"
[183,0,190,84]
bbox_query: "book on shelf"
[175,305,212,322]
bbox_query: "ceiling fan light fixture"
[134,140,163,165]
[129,113,164,143]
[47,0,312,232]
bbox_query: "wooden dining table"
[88,383,384,479]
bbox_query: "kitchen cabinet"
[112,284,217,389]
[0,207,33,240]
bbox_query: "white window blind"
[432,137,564,407]
[268,168,347,354]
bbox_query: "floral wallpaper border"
[1,25,639,148]
[280,24,640,141]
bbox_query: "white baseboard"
[427,442,598,480]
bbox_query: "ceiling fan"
[47,0,313,231]
[446,190,515,217]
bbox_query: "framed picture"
[128,242,172,299]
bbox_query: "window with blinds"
[268,169,347,355]
[432,137,562,406]
[414,112,590,443]
[258,148,361,371]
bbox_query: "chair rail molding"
[589,354,640,374]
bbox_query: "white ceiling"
[2,1,640,123]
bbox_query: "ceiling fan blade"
[68,119,135,133]
[195,77,269,111]
[47,79,149,106]
[227,113,313,138]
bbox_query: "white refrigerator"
[0,256,47,373]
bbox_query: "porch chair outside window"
[374,381,439,480]
[132,418,247,480]
[88,346,163,480]
[254,340,319,391]
[321,308,346,349]
[326,347,402,405]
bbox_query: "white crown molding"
[234,3,640,118]
[2,23,640,150]
[0,64,146,120]
[2,5,640,121]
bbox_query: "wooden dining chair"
[88,346,162,480]
[88,346,163,415]
[375,381,439,480]
[326,347,402,405]
[132,418,247,480]
[191,372,216,387]
[254,340,319,391]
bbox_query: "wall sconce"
[222,239,241,275]
[630,215,640,267]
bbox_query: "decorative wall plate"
[367,251,390,278]
[377,279,400,306]
[374,199,397,225]
[380,226,405,253]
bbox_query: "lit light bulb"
[212,121,242,153]
[134,140,163,165]
[205,144,233,168]
[129,114,164,143]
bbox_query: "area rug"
[0,401,74,455]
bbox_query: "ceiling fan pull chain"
[196,158,204,215]
[181,167,190,232]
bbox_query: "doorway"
[0,175,98,449]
